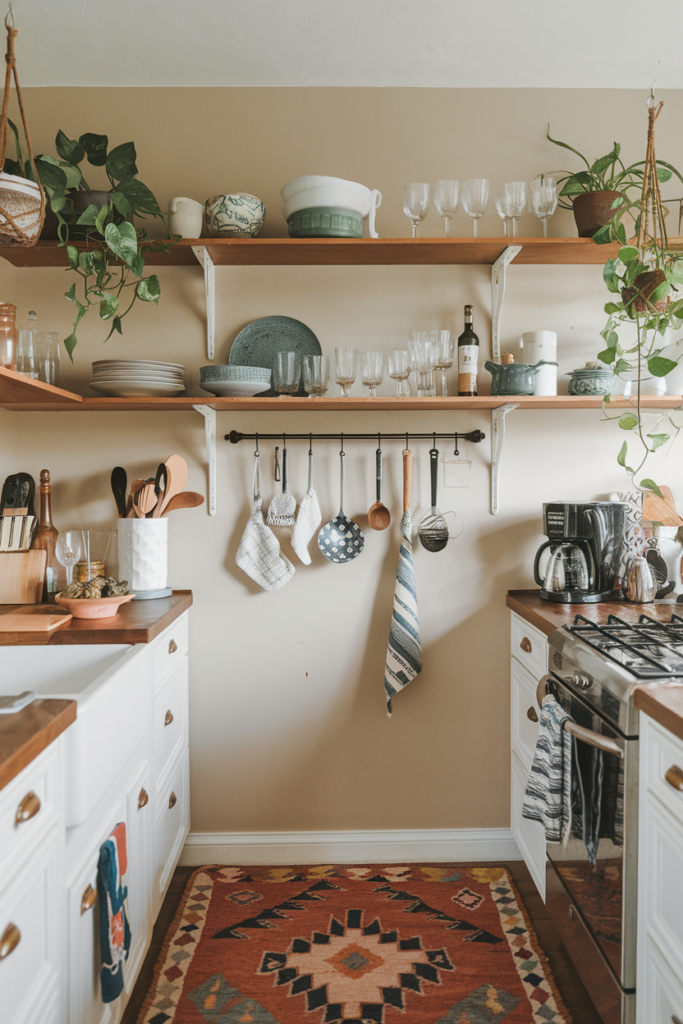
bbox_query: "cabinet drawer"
[0,827,60,1024]
[154,753,189,910]
[510,612,548,681]
[153,615,188,687]
[511,751,546,901]
[638,934,683,1024]
[154,660,188,786]
[511,657,540,772]
[643,715,683,828]
[641,788,683,980]
[0,743,59,876]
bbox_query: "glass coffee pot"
[535,541,592,598]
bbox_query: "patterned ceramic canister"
[567,362,615,396]
[610,491,646,588]
[117,518,168,593]
[204,193,266,237]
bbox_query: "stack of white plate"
[90,359,186,397]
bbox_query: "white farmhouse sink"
[0,643,153,826]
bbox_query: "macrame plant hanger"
[0,6,45,246]
[637,90,667,263]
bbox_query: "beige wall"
[3,87,683,833]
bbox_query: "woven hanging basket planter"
[0,14,45,246]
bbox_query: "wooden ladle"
[368,445,391,531]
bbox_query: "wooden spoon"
[127,479,145,518]
[367,446,391,531]
[158,454,188,515]
[110,466,127,519]
[162,491,205,514]
[138,482,158,517]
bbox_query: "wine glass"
[432,330,454,396]
[409,333,435,397]
[409,332,426,397]
[303,355,329,397]
[495,192,514,236]
[388,350,412,397]
[433,180,460,237]
[56,530,82,586]
[462,179,490,238]
[273,351,301,395]
[403,183,431,238]
[362,351,384,398]
[529,177,558,237]
[504,181,527,238]
[335,346,357,397]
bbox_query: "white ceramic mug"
[118,518,168,595]
[167,197,204,238]
[520,331,557,395]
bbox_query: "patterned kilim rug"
[136,864,571,1024]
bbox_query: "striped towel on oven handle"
[522,695,573,844]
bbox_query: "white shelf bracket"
[491,402,519,515]
[192,246,215,360]
[491,245,522,362]
[193,405,217,515]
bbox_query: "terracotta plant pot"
[622,269,670,313]
[572,190,622,238]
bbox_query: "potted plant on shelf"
[592,97,683,496]
[29,130,172,359]
[546,125,683,238]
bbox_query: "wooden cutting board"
[643,491,683,527]
[0,612,72,631]
[0,550,47,603]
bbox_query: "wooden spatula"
[127,479,145,518]
[162,491,204,514]
[158,455,188,515]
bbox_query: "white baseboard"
[179,828,520,866]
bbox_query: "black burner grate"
[565,613,683,679]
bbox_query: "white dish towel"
[291,448,322,564]
[236,457,295,592]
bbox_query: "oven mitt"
[236,458,295,592]
[291,487,322,565]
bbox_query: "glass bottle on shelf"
[17,310,39,378]
[39,330,61,386]
[0,302,17,370]
[458,304,479,397]
[33,468,60,602]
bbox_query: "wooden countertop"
[508,589,683,743]
[0,698,76,790]
[0,590,192,646]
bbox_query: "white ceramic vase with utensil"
[118,518,170,599]
[519,331,557,395]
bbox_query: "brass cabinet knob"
[168,791,177,810]
[81,884,96,915]
[526,706,539,723]
[14,790,41,828]
[0,923,20,959]
[520,637,532,654]
[164,709,174,727]
[568,904,575,921]
[138,787,149,810]
[168,639,177,654]
[665,765,683,792]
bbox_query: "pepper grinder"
[32,469,59,602]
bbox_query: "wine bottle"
[33,469,59,602]
[458,304,479,397]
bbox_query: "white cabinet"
[510,611,548,900]
[637,713,683,1024]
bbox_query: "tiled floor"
[122,862,603,1024]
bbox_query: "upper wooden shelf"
[0,371,680,412]
[0,236,621,268]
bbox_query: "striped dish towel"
[522,695,573,844]
[384,510,422,716]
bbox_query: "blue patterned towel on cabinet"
[522,695,573,844]
[97,821,131,1003]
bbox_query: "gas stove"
[549,612,683,736]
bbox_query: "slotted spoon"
[318,447,364,563]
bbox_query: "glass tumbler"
[432,330,454,396]
[388,349,412,397]
[303,354,330,397]
[362,351,384,398]
[335,346,357,397]
[39,330,61,386]
[273,351,301,395]
[0,302,16,370]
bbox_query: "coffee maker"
[533,501,627,603]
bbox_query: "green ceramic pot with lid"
[287,206,363,238]
[567,361,615,396]
[485,354,558,396]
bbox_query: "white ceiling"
[11,0,683,88]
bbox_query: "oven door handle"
[536,674,625,760]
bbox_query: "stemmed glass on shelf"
[362,351,384,398]
[335,346,357,397]
[504,181,526,237]
[403,183,431,238]
[409,332,436,397]
[529,176,558,237]
[388,350,412,397]
[462,179,490,237]
[432,330,454,396]
[433,180,460,237]
[56,530,82,586]
[495,192,514,236]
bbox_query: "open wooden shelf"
[1,372,680,412]
[0,236,621,268]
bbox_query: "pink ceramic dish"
[55,593,135,619]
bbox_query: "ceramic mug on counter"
[117,518,171,599]
[167,197,204,238]
[519,331,557,395]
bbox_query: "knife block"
[0,550,47,603]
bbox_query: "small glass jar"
[17,310,39,379]
[75,559,105,583]
[0,302,17,370]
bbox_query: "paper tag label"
[458,345,478,370]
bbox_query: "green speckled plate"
[228,316,322,396]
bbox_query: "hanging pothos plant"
[594,96,683,500]
[30,130,173,360]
